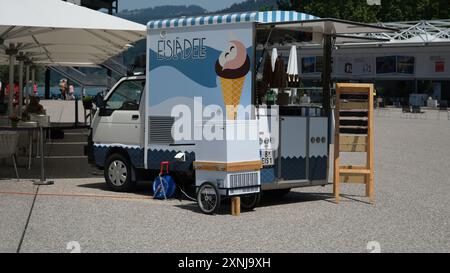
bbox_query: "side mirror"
[94,93,105,108]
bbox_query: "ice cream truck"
[87,11,395,214]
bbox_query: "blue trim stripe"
[147,11,319,29]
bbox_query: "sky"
[119,0,246,12]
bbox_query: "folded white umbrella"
[271,47,278,72]
[287,45,299,83]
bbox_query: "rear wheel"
[104,153,136,192]
[197,182,221,214]
[240,193,261,211]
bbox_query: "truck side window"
[105,80,144,111]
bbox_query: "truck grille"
[149,116,174,144]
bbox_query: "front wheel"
[197,182,221,214]
[240,193,261,211]
[104,153,136,192]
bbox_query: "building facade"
[284,20,450,105]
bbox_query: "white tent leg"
[31,67,36,97]
[7,52,16,117]
[25,64,30,106]
[18,57,24,116]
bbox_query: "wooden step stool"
[333,83,375,204]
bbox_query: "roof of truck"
[147,11,319,30]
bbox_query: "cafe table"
[0,119,54,185]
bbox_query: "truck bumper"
[84,129,96,166]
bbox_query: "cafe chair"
[0,131,20,180]
[402,105,412,119]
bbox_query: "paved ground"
[1,109,450,253]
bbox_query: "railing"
[50,66,117,88]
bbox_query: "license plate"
[261,150,274,166]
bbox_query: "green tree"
[278,0,450,23]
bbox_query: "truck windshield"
[105,79,145,111]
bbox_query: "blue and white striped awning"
[147,11,320,30]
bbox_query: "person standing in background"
[59,79,67,100]
[5,82,20,106]
[68,85,75,100]
[33,82,38,96]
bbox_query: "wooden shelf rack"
[333,83,375,204]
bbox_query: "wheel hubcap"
[108,160,127,186]
[199,186,218,213]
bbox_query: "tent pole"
[8,55,14,116]
[6,45,18,117]
[18,54,25,116]
[31,66,36,98]
[25,62,31,106]
[322,34,332,118]
[45,68,50,99]
[323,34,334,186]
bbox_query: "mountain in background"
[118,5,207,25]
[117,0,279,24]
[216,0,278,13]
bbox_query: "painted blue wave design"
[149,47,253,88]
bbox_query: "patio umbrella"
[262,52,272,88]
[271,48,278,72]
[0,0,146,115]
[271,56,287,89]
[287,45,299,85]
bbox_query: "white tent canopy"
[0,0,146,66]
[0,0,146,116]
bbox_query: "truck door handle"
[132,115,139,120]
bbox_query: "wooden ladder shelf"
[333,83,375,204]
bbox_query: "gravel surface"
[1,112,450,253]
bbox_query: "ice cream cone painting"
[215,40,251,120]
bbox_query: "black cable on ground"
[177,185,196,202]
[16,185,39,253]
